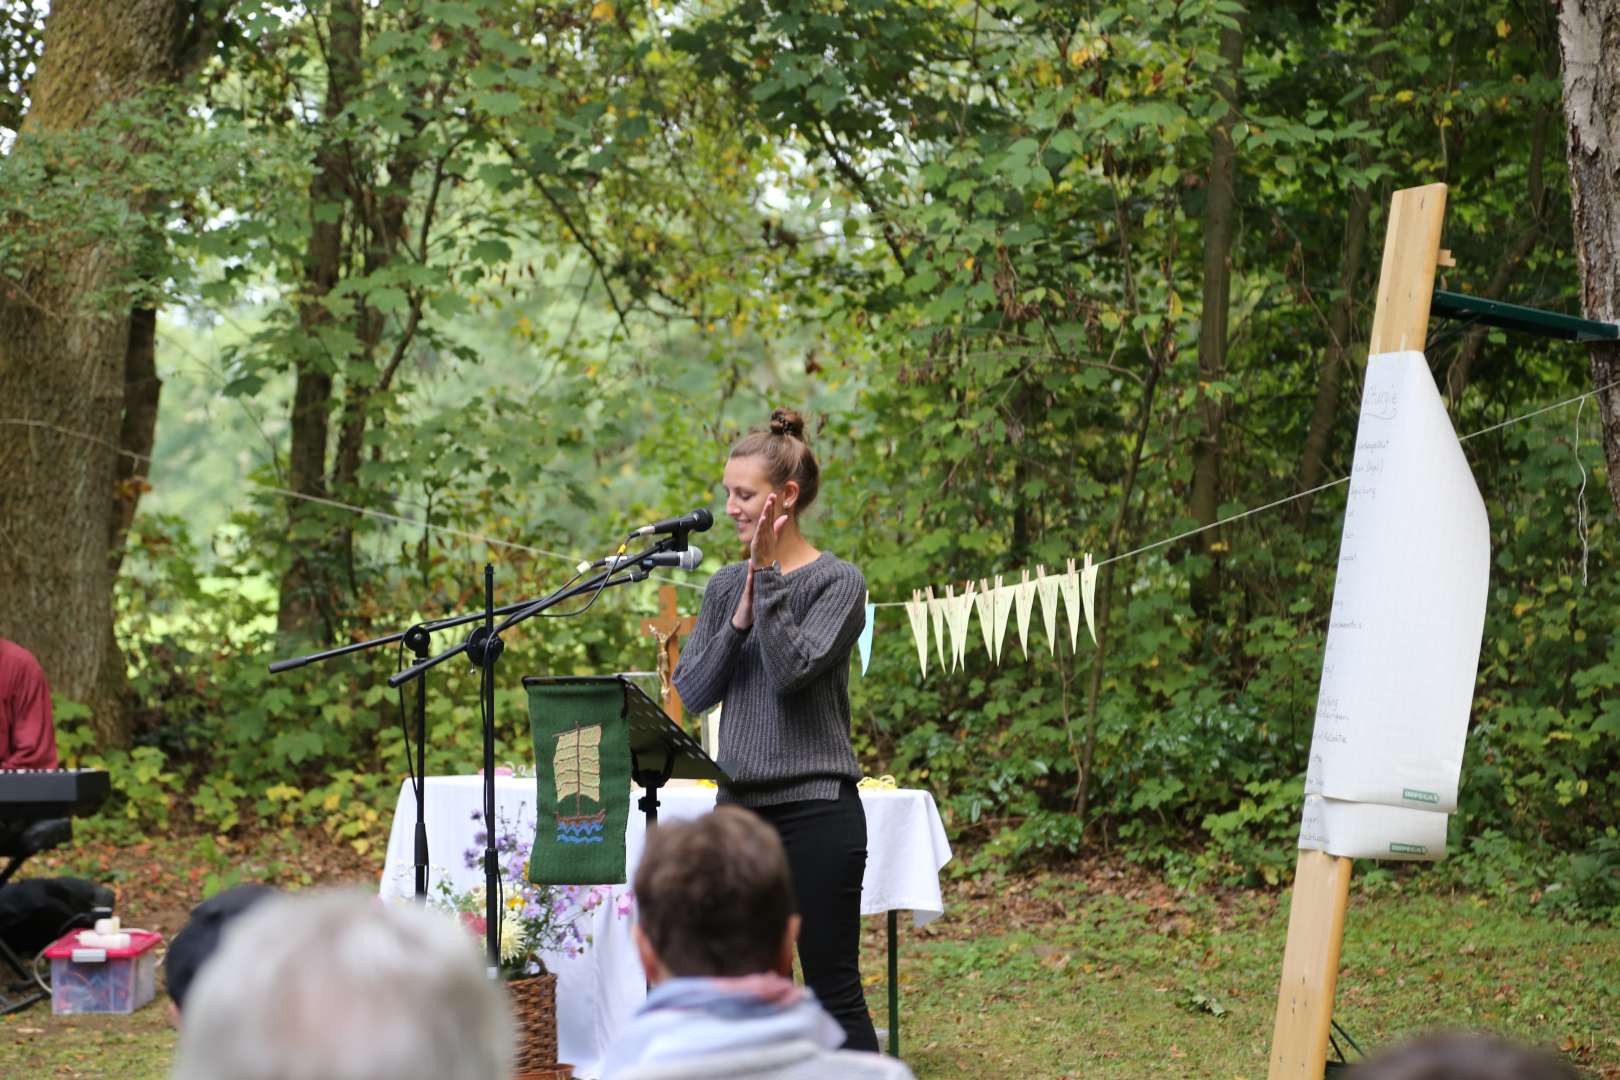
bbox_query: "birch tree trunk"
[1559,0,1620,518]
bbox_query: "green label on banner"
[526,680,629,885]
[1402,788,1440,805]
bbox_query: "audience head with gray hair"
[1356,1032,1577,1080]
[170,889,511,1080]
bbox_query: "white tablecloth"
[379,776,952,1078]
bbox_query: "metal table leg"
[887,909,900,1058]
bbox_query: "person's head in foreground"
[164,883,278,1021]
[169,889,512,1080]
[632,805,799,986]
[1356,1032,1578,1080]
[604,806,912,1080]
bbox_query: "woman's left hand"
[750,493,790,569]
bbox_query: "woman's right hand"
[731,562,755,630]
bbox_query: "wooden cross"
[642,585,696,727]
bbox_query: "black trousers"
[753,781,879,1052]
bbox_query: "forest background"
[1,0,1617,924]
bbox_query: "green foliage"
[16,0,1620,923]
[1197,777,1307,888]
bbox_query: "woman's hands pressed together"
[749,492,791,569]
[732,493,790,630]
[732,564,755,630]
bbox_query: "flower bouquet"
[435,808,632,1076]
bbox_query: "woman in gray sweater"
[671,408,877,1051]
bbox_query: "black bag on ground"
[0,877,114,959]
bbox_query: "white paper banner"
[926,586,948,675]
[1036,566,1061,656]
[945,583,975,671]
[904,591,929,679]
[1301,350,1490,818]
[992,578,1014,663]
[1299,795,1449,862]
[1061,560,1082,650]
[974,579,997,660]
[1014,570,1037,659]
[1080,554,1098,645]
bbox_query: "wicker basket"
[508,973,561,1073]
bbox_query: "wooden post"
[1268,182,1447,1080]
[642,585,696,726]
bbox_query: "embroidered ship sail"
[553,723,607,844]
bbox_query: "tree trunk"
[277,0,363,642]
[1188,16,1246,615]
[1077,355,1164,827]
[0,1,187,746]
[110,307,162,575]
[1558,0,1620,518]
[1296,187,1372,510]
[1296,0,1407,514]
[1443,109,1550,405]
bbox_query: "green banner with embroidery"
[525,679,629,885]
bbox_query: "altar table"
[379,776,952,1078]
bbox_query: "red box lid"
[43,928,162,960]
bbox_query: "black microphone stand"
[388,537,680,971]
[267,538,677,914]
[403,623,431,900]
[271,594,571,906]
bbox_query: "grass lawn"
[4,845,1617,1078]
[886,873,1620,1078]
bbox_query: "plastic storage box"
[44,929,162,1014]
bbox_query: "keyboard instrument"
[0,769,111,822]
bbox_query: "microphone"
[576,546,705,574]
[631,508,714,538]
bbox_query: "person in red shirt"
[0,639,58,770]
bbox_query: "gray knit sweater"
[671,553,866,807]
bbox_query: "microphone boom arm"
[388,539,683,689]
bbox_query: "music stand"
[521,675,728,830]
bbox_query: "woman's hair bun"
[769,408,806,440]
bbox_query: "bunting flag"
[945,581,975,671]
[974,578,997,659]
[857,596,874,676]
[856,556,1107,676]
[926,586,948,673]
[992,575,1014,663]
[904,590,929,678]
[1014,570,1037,658]
[1081,553,1099,645]
[1036,565,1061,656]
[1061,559,1082,649]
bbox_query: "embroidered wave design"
[555,819,606,844]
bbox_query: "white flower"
[499,911,527,964]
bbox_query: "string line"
[867,378,1620,607]
[1574,396,1591,587]
[0,419,707,596]
[6,375,1615,612]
